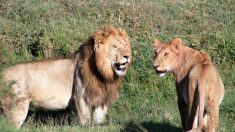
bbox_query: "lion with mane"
[1,26,132,128]
[153,38,224,132]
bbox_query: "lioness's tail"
[197,62,212,130]
[198,77,206,130]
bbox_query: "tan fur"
[0,26,132,128]
[153,38,224,132]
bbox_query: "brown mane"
[73,26,124,107]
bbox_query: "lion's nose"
[122,55,131,63]
[123,55,130,60]
[153,64,159,69]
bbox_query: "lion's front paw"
[93,106,108,125]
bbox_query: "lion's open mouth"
[155,70,167,77]
[113,62,127,76]
[155,70,166,74]
[114,63,127,71]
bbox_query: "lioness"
[152,38,224,132]
[1,26,132,128]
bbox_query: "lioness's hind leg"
[202,113,208,131]
[186,128,201,132]
[10,99,30,128]
[192,106,199,129]
[208,102,219,132]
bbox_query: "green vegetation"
[0,0,234,131]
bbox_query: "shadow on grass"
[26,108,77,126]
[121,121,182,132]
[25,110,182,132]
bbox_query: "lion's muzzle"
[113,55,131,76]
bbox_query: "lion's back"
[1,58,75,110]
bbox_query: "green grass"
[0,0,234,131]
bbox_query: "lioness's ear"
[171,38,183,49]
[153,39,161,50]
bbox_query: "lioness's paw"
[185,128,201,132]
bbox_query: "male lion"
[152,38,224,132]
[0,26,132,128]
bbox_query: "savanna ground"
[0,0,234,131]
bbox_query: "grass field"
[0,0,234,131]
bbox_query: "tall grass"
[0,0,234,131]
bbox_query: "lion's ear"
[119,29,128,38]
[94,31,109,45]
[153,39,161,50]
[171,38,183,49]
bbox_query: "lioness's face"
[153,38,182,77]
[106,35,132,76]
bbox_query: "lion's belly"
[28,78,73,110]
[26,60,74,110]
[28,72,73,110]
[30,88,72,110]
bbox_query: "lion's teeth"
[119,65,125,69]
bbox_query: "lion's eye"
[112,45,118,48]
[124,43,128,47]
[164,53,168,57]
[154,52,158,57]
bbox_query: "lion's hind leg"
[0,80,30,128]
[10,98,30,128]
